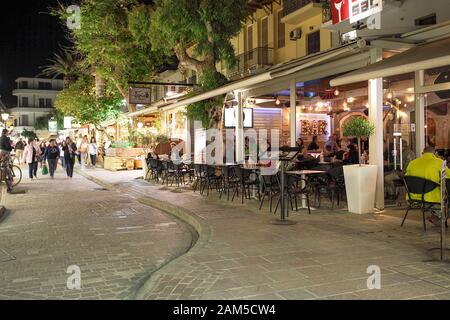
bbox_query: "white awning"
[127,42,364,117]
[330,36,450,87]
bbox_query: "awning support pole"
[236,92,244,163]
[290,79,297,147]
[368,47,385,211]
[414,70,426,157]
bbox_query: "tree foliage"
[149,0,249,128]
[54,76,122,126]
[55,0,166,110]
[39,49,82,88]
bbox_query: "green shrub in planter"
[342,117,375,165]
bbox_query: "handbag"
[41,164,49,175]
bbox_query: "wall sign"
[332,0,382,25]
[129,87,151,105]
[332,0,350,24]
[48,121,58,133]
[349,0,382,24]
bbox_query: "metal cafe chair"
[219,165,240,201]
[231,166,260,204]
[258,172,280,213]
[200,165,222,196]
[402,176,441,232]
[274,174,311,216]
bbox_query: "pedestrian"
[63,137,77,179]
[76,134,82,165]
[44,139,60,179]
[23,138,40,180]
[59,141,66,168]
[14,137,25,164]
[0,129,13,158]
[79,135,89,170]
[89,137,98,167]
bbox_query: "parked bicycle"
[0,153,22,191]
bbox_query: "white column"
[368,47,384,210]
[162,111,168,135]
[414,70,425,157]
[235,92,244,163]
[185,117,191,160]
[290,79,297,147]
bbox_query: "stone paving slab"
[0,167,194,300]
[81,168,450,300]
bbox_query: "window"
[20,81,28,89]
[39,98,45,108]
[22,97,29,107]
[415,13,436,26]
[38,82,52,90]
[247,25,254,60]
[46,99,53,107]
[261,17,269,65]
[277,10,286,49]
[307,31,321,55]
[22,115,29,126]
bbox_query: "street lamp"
[1,113,9,128]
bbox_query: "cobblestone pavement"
[0,166,194,300]
[82,168,450,300]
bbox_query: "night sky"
[0,0,69,106]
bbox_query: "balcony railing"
[227,47,274,79]
[283,0,322,17]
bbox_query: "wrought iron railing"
[283,0,322,17]
[227,47,274,79]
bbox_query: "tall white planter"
[343,165,378,214]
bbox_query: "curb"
[74,169,212,300]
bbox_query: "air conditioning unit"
[289,27,302,41]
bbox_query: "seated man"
[405,146,450,225]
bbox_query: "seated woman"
[307,136,320,152]
[344,144,359,165]
[323,145,336,160]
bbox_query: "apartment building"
[10,77,63,132]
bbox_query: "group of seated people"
[295,134,367,165]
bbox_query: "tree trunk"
[94,72,106,98]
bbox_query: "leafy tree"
[55,0,166,110]
[54,75,123,127]
[342,117,375,165]
[149,0,250,127]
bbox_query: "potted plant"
[342,117,377,214]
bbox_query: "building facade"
[10,77,63,134]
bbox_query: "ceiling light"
[334,89,340,96]
[387,92,393,99]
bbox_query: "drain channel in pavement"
[0,249,16,263]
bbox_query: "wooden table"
[286,170,326,209]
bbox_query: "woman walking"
[89,137,98,167]
[63,137,77,179]
[22,138,40,180]
[79,135,89,170]
[44,139,60,179]
[59,141,66,168]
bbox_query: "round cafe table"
[286,170,326,209]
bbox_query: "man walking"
[14,137,25,164]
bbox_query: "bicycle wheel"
[10,165,22,187]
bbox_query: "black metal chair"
[200,165,221,196]
[274,174,311,216]
[259,172,280,213]
[219,166,240,201]
[231,167,261,204]
[402,176,440,232]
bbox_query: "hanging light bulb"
[334,89,340,96]
[275,97,281,105]
[137,122,144,129]
[317,101,324,108]
[347,97,355,103]
[309,106,313,111]
[387,92,393,99]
